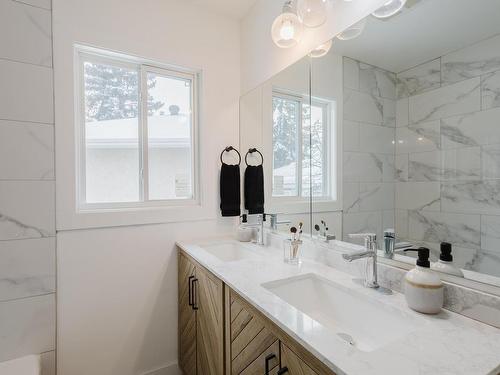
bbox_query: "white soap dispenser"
[404,247,444,314]
[236,214,254,242]
[431,242,464,277]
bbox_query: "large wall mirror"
[240,0,500,293]
[311,0,500,290]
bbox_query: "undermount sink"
[262,273,420,352]
[201,242,259,262]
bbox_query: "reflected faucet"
[383,228,414,258]
[269,214,291,231]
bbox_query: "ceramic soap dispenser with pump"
[403,247,444,314]
[431,242,464,277]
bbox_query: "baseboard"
[142,362,181,375]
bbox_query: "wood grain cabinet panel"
[178,250,224,375]
[240,340,280,375]
[178,252,197,375]
[196,265,225,375]
[280,343,318,375]
[230,292,279,374]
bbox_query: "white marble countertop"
[177,236,500,375]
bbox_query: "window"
[76,49,198,209]
[272,91,332,200]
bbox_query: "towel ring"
[220,146,241,165]
[245,148,264,166]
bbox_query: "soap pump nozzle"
[403,247,430,268]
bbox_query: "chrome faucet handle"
[269,214,291,230]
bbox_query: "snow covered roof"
[86,114,191,148]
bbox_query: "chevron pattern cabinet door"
[230,293,279,374]
[280,343,318,375]
[178,252,197,375]
[196,265,225,375]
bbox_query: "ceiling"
[331,0,500,73]
[184,0,259,19]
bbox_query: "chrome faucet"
[243,213,266,245]
[383,228,414,258]
[343,233,379,288]
[269,214,291,231]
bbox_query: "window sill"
[56,201,217,231]
[267,199,341,215]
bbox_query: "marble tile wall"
[0,0,55,372]
[342,57,396,243]
[395,33,500,278]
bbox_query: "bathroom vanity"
[177,237,500,375]
[178,246,332,375]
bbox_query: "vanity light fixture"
[372,0,407,19]
[336,18,366,41]
[309,39,332,58]
[297,0,328,28]
[271,0,304,48]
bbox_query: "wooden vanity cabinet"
[178,251,224,375]
[178,248,335,375]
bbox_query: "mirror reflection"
[240,56,318,236]
[310,0,500,286]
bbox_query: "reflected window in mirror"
[272,91,335,202]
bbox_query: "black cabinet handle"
[277,367,288,375]
[192,278,199,310]
[188,276,195,306]
[265,353,276,374]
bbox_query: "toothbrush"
[298,222,303,241]
[290,226,297,241]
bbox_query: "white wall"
[57,221,233,375]
[53,0,240,374]
[240,0,389,94]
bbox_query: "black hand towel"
[220,163,241,217]
[244,165,264,214]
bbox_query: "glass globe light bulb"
[271,11,304,48]
[336,18,366,41]
[297,0,328,28]
[280,19,295,40]
[372,0,407,19]
[309,39,332,58]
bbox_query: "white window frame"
[271,90,334,203]
[75,48,200,211]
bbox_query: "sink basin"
[262,274,420,352]
[201,242,259,262]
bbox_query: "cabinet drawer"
[240,340,280,375]
[231,293,278,374]
[280,343,318,375]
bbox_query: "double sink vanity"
[177,233,500,375]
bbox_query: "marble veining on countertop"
[177,237,500,375]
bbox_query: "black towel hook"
[245,148,264,166]
[220,146,241,165]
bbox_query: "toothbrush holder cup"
[283,239,303,265]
